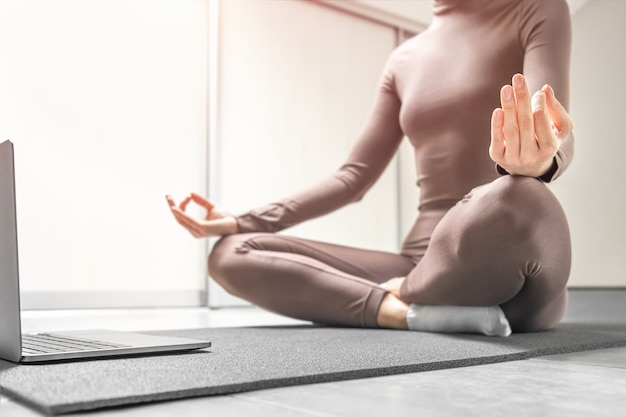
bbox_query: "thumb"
[542,85,574,139]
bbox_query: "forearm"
[236,162,375,233]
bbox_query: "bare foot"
[376,293,409,329]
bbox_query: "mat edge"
[33,339,626,415]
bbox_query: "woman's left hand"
[489,73,574,178]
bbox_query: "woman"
[167,0,574,336]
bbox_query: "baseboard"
[567,287,626,291]
[20,290,207,310]
[20,287,626,310]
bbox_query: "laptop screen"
[0,140,24,362]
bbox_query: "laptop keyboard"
[22,334,130,354]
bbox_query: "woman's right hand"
[165,193,238,238]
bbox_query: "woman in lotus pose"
[167,0,574,336]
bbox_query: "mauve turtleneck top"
[236,0,574,260]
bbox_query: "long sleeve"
[236,58,405,234]
[520,0,574,182]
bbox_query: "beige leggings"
[208,176,571,332]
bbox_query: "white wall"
[0,0,209,308]
[551,0,626,287]
[216,0,397,248]
[210,0,399,306]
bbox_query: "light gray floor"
[2,291,626,416]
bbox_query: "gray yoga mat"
[2,321,626,415]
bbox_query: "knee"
[469,176,570,241]
[460,176,553,220]
[483,175,554,207]
[490,176,565,215]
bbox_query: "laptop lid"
[0,140,211,363]
[0,140,23,362]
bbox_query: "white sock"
[406,304,512,337]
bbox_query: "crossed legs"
[399,176,571,331]
[209,233,415,327]
[209,176,571,333]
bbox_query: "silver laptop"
[0,140,211,363]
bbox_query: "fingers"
[169,204,206,237]
[532,91,558,156]
[489,108,505,163]
[512,74,536,157]
[490,74,564,177]
[491,77,574,178]
[165,194,190,214]
[165,195,176,208]
[165,194,205,238]
[501,74,537,157]
[168,193,211,213]
[179,196,192,212]
[172,210,205,238]
[500,84,520,157]
[190,192,215,210]
[542,84,574,140]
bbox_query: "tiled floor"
[1,293,626,416]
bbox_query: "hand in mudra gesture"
[490,73,574,178]
[166,193,238,238]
